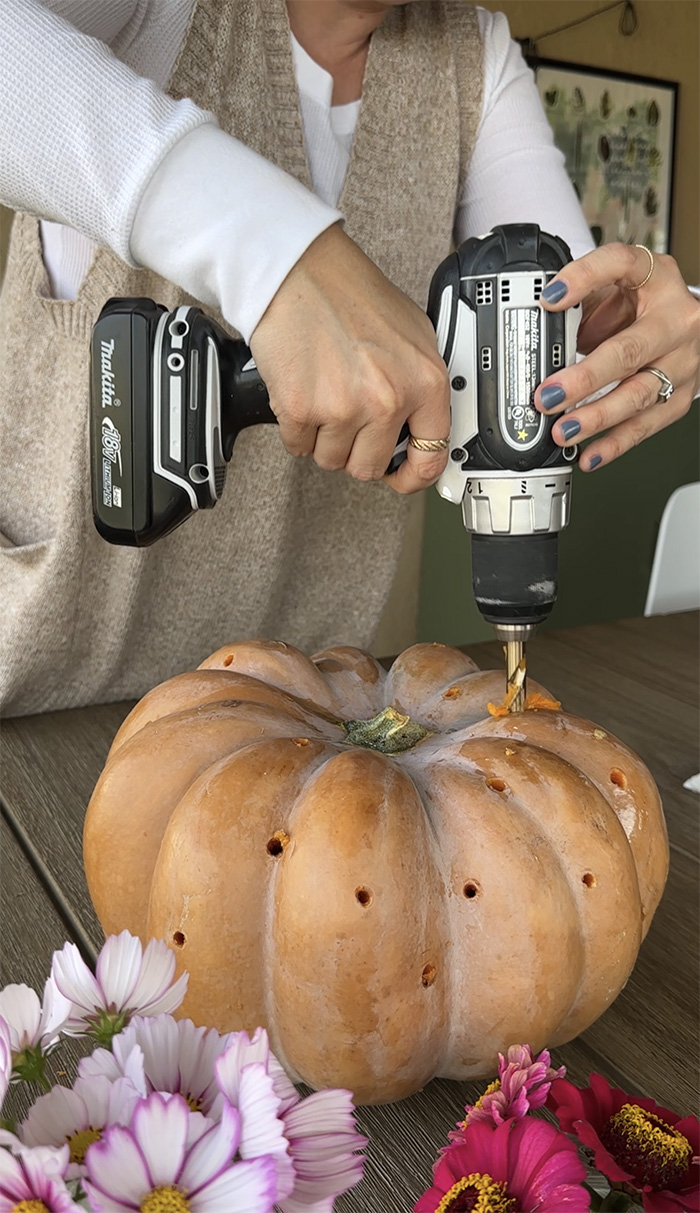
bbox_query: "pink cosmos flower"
[0,1015,11,1108]
[548,1072,700,1212]
[79,1013,231,1117]
[18,1074,142,1180]
[415,1117,589,1212]
[0,1140,83,1212]
[82,1091,276,1213]
[51,932,188,1044]
[450,1045,566,1140]
[215,1028,368,1212]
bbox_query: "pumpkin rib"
[198,639,341,713]
[403,747,585,1073]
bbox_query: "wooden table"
[1,612,698,1211]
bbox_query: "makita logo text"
[100,338,117,409]
[102,415,123,477]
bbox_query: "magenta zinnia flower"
[415,1118,589,1212]
[548,1072,700,1211]
[51,932,188,1044]
[450,1045,566,1139]
[83,1091,276,1213]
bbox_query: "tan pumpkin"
[84,640,668,1105]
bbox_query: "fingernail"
[542,279,568,303]
[588,455,602,470]
[540,384,566,410]
[560,418,581,441]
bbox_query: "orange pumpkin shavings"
[487,690,561,717]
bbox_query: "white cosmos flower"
[0,1015,11,1108]
[215,1029,368,1213]
[82,1092,276,1213]
[0,979,70,1054]
[18,1074,142,1180]
[51,932,188,1041]
[79,1014,231,1117]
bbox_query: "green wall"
[419,404,700,645]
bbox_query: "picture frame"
[533,59,678,254]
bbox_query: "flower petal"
[52,943,103,1019]
[84,1121,153,1206]
[180,1101,241,1194]
[131,1092,189,1186]
[188,1156,277,1213]
[237,1065,294,1202]
[123,939,184,1015]
[96,933,144,1011]
[0,985,42,1051]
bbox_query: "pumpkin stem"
[343,706,431,754]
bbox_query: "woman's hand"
[249,223,450,494]
[536,243,700,470]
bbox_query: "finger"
[275,411,318,459]
[550,368,664,449]
[311,421,359,472]
[385,441,449,494]
[540,242,663,312]
[580,393,691,471]
[345,421,408,483]
[535,314,673,416]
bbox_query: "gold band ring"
[408,435,450,452]
[628,245,655,290]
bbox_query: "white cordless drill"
[90,223,581,709]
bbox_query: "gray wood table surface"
[1,612,698,1212]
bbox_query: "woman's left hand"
[536,242,700,470]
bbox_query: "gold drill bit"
[505,641,527,713]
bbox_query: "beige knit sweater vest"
[0,0,483,716]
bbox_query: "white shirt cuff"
[130,122,343,342]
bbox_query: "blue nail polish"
[588,454,602,470]
[542,279,568,303]
[540,384,566,410]
[560,418,581,441]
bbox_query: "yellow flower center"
[67,1126,102,1165]
[12,1203,50,1213]
[182,1092,203,1113]
[435,1172,516,1213]
[601,1102,692,1191]
[140,1187,190,1213]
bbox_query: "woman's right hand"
[248,223,451,494]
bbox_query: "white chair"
[645,482,700,616]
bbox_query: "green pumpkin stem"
[343,706,431,754]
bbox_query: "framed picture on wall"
[534,60,677,254]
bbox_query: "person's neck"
[286,0,392,104]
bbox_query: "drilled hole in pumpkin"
[463,881,481,899]
[267,830,290,857]
[486,777,507,793]
[355,886,372,907]
[582,872,596,888]
[422,963,437,988]
[173,931,186,948]
[222,654,234,667]
[610,768,627,789]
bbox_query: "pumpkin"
[84,640,668,1105]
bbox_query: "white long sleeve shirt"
[2,0,596,340]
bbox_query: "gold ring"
[628,245,654,290]
[408,435,450,452]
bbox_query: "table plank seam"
[0,794,98,968]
